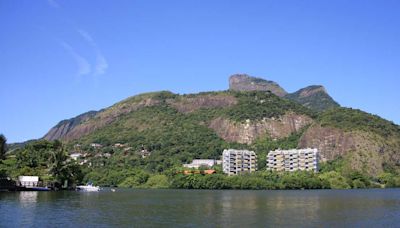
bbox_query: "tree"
[48,146,71,185]
[0,134,7,160]
[47,143,83,187]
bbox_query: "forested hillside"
[2,74,399,189]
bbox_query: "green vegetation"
[226,91,316,122]
[2,90,400,190]
[1,140,83,188]
[75,105,229,172]
[319,107,400,138]
[170,172,325,190]
[285,86,339,112]
[0,134,6,160]
[2,138,399,190]
[65,91,316,174]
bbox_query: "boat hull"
[76,185,100,192]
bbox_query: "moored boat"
[26,186,51,191]
[76,183,100,192]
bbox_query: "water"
[1,189,400,227]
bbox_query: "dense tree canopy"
[0,134,6,160]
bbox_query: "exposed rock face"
[229,74,287,97]
[298,125,400,176]
[285,85,339,112]
[169,94,237,113]
[209,113,313,144]
[298,125,356,161]
[296,85,327,98]
[44,96,162,141]
[44,111,97,141]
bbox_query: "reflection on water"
[19,191,38,205]
[17,191,38,227]
[1,189,400,227]
[269,193,321,226]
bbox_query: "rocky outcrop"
[298,125,356,161]
[298,125,400,176]
[44,111,98,141]
[169,94,237,113]
[209,113,313,144]
[285,85,339,112]
[229,74,287,97]
[228,74,339,111]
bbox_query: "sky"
[1,0,399,143]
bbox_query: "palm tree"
[48,145,83,188]
[0,134,6,160]
[48,147,69,183]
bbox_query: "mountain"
[229,74,339,111]
[229,74,288,97]
[41,74,400,177]
[44,111,98,141]
[285,85,339,112]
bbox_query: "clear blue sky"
[1,0,399,143]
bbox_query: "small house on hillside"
[70,153,82,161]
[90,143,103,149]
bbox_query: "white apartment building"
[223,149,257,175]
[183,159,220,169]
[267,148,318,172]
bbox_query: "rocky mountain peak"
[229,74,288,97]
[285,85,339,112]
[43,111,98,141]
[296,85,327,98]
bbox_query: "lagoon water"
[1,189,400,227]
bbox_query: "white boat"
[76,183,100,192]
